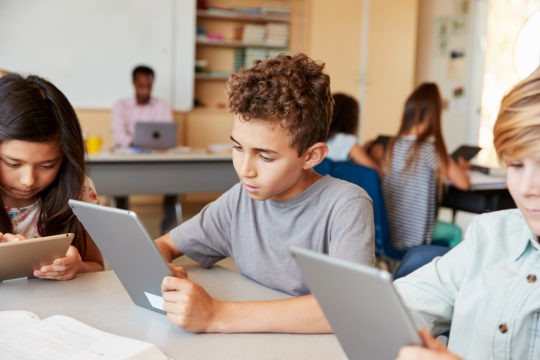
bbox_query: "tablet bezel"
[68,199,173,314]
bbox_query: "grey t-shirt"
[170,175,375,296]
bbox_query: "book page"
[0,315,168,360]
[0,310,40,334]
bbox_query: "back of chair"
[315,159,405,260]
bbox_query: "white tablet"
[68,200,172,314]
[0,233,74,281]
[290,246,422,360]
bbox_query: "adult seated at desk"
[155,54,375,333]
[111,64,179,234]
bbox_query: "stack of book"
[265,23,289,46]
[260,6,290,20]
[239,24,266,44]
[234,48,287,72]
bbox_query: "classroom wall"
[307,0,363,97]
[74,2,456,151]
[361,0,418,143]
[0,0,195,111]
[415,0,474,151]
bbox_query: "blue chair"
[392,244,449,280]
[315,159,406,261]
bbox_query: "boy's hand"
[168,263,187,278]
[161,276,221,333]
[33,245,82,281]
[396,328,462,360]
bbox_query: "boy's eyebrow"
[229,136,277,154]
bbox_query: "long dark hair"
[0,73,88,255]
[387,82,449,173]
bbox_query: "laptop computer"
[290,246,421,360]
[132,121,178,150]
[0,233,74,281]
[68,200,172,314]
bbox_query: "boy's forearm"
[155,234,181,262]
[208,295,333,333]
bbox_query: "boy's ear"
[302,142,328,169]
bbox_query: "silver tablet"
[68,200,172,314]
[0,233,74,281]
[290,246,421,360]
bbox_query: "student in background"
[155,53,375,333]
[396,66,540,360]
[111,65,178,234]
[326,93,382,177]
[0,73,104,280]
[381,83,470,250]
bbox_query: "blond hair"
[493,66,540,165]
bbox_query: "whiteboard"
[0,0,195,111]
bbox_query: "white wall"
[0,0,195,111]
[415,0,479,151]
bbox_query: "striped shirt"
[382,136,439,249]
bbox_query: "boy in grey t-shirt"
[155,53,375,333]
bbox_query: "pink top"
[6,177,99,238]
[111,97,173,148]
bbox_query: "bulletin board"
[0,0,195,111]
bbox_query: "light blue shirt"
[394,209,540,360]
[326,133,357,161]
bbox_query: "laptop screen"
[132,121,178,150]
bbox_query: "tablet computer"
[68,199,172,314]
[451,145,481,161]
[290,246,421,360]
[0,233,74,281]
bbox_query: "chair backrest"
[315,159,405,260]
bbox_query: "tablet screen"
[451,145,481,161]
[0,233,74,281]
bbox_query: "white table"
[0,265,346,360]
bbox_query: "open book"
[0,311,169,359]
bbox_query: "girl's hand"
[0,233,27,242]
[396,328,462,360]
[33,245,82,281]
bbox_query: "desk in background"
[441,170,515,222]
[1,265,345,360]
[86,150,238,196]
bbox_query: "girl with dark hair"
[382,83,470,250]
[0,73,103,280]
[326,93,382,176]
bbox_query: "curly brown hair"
[227,53,333,155]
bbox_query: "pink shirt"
[111,97,173,148]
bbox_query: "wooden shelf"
[197,9,289,23]
[196,38,287,49]
[195,72,231,80]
